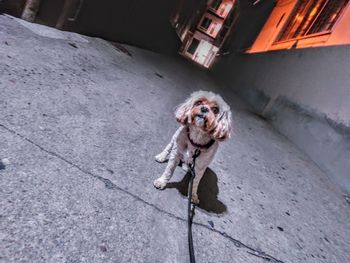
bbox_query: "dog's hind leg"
[190,166,206,204]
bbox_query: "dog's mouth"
[194,114,206,127]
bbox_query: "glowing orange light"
[249,0,350,53]
[310,7,317,17]
[330,13,338,23]
[295,14,303,22]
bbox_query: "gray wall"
[0,0,25,16]
[59,0,181,55]
[0,0,182,55]
[212,43,350,194]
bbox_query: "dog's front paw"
[153,177,167,190]
[155,153,168,163]
[191,194,200,205]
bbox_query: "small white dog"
[153,91,232,204]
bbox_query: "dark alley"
[1,1,350,263]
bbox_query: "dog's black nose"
[200,106,209,113]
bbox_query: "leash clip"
[189,149,201,175]
[192,149,201,159]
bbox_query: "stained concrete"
[1,15,350,263]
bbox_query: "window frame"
[197,13,224,38]
[273,0,349,46]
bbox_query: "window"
[211,0,223,11]
[308,0,349,34]
[198,15,223,38]
[175,0,237,68]
[187,38,200,55]
[200,17,212,30]
[186,39,219,68]
[276,0,349,43]
[210,0,234,18]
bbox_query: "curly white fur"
[153,91,232,204]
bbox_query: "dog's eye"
[194,100,202,106]
[211,107,219,114]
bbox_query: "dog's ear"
[212,110,232,141]
[175,97,193,125]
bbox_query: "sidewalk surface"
[0,15,349,263]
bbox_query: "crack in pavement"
[0,123,284,263]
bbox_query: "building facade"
[249,0,350,53]
[171,0,239,68]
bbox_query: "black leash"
[187,149,201,263]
